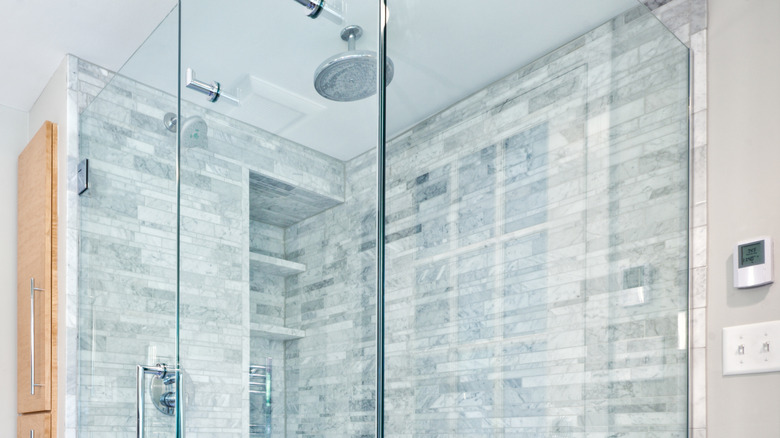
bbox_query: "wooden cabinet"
[18,412,51,438]
[17,122,58,436]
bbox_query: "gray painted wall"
[0,103,29,438]
[708,0,780,436]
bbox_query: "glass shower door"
[75,1,692,437]
[177,1,380,436]
[77,4,180,437]
[382,1,690,436]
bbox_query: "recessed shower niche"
[247,169,344,436]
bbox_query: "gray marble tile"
[71,1,699,436]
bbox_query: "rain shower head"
[314,25,394,102]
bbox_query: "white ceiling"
[1,0,641,161]
[0,0,177,112]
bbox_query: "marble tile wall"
[383,8,689,436]
[248,173,344,229]
[285,5,690,438]
[78,71,179,438]
[644,0,709,436]
[64,55,112,438]
[284,150,378,438]
[250,221,286,329]
[70,1,702,437]
[250,220,286,259]
[247,221,302,436]
[75,57,346,437]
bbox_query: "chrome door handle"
[30,278,45,395]
[137,363,178,438]
[185,68,238,104]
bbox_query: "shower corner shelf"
[250,322,305,341]
[250,251,306,277]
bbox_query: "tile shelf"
[248,250,305,340]
[249,251,306,277]
[249,322,305,341]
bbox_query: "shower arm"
[291,0,343,24]
[293,0,321,17]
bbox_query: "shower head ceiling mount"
[340,24,363,48]
[314,24,394,102]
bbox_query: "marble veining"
[71,2,699,437]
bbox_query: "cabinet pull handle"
[30,277,45,395]
[30,430,34,438]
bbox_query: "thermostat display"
[734,237,774,289]
[739,241,765,268]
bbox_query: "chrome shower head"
[314,25,394,102]
[163,113,208,148]
[181,116,208,143]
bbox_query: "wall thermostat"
[733,236,774,289]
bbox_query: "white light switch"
[723,320,780,376]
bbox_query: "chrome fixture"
[163,112,178,132]
[185,68,239,104]
[162,113,208,149]
[150,366,177,416]
[137,363,178,438]
[314,25,394,102]
[163,113,208,138]
[185,68,221,102]
[249,359,272,436]
[30,278,45,395]
[292,0,343,24]
[77,159,89,195]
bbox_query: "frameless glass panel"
[177,1,379,436]
[383,1,689,436]
[77,1,690,436]
[77,5,180,437]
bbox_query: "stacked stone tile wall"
[78,71,179,437]
[381,7,689,437]
[286,6,689,438]
[76,4,690,438]
[284,150,378,437]
[77,59,345,436]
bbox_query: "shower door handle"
[185,68,239,104]
[137,364,177,438]
[30,278,45,395]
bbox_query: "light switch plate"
[723,320,780,376]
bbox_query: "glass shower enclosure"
[76,0,690,436]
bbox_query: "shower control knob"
[160,391,176,408]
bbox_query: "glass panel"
[77,6,180,437]
[177,1,379,437]
[76,1,690,437]
[384,2,689,437]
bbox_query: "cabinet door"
[17,122,56,413]
[18,412,51,438]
